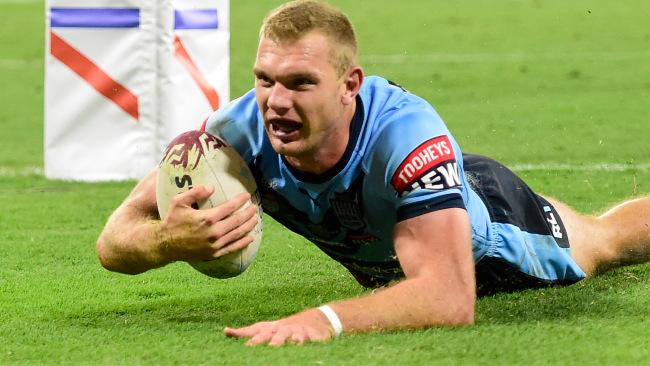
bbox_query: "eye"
[292,77,315,89]
[256,74,273,87]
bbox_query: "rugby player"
[96,0,650,346]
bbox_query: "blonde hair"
[260,0,358,76]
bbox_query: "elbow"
[436,291,475,327]
[95,235,132,274]
[419,287,475,327]
[95,235,116,271]
[450,298,475,326]
[414,277,476,327]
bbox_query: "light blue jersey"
[204,76,585,289]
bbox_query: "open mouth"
[269,118,302,137]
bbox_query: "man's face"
[253,31,350,161]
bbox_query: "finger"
[268,327,293,347]
[209,204,257,240]
[246,328,277,346]
[224,327,245,338]
[224,322,271,338]
[224,324,259,338]
[204,193,252,221]
[173,185,215,207]
[305,326,332,342]
[289,328,307,346]
[213,209,259,247]
[213,235,254,258]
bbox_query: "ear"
[341,66,364,105]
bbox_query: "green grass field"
[1,0,649,364]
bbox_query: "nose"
[267,83,292,114]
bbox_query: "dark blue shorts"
[463,154,586,296]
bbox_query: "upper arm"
[367,101,473,289]
[393,208,475,302]
[367,104,467,223]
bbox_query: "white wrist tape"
[318,305,343,337]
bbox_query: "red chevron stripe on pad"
[49,31,140,121]
[174,35,220,111]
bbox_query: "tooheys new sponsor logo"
[391,135,461,196]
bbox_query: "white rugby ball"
[156,130,262,278]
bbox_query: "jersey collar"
[282,95,365,184]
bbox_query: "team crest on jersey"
[331,199,365,230]
[391,135,461,197]
[330,178,366,231]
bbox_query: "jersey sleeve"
[367,103,466,222]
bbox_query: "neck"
[285,99,357,175]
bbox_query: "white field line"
[0,0,41,4]
[1,163,649,179]
[362,51,650,64]
[0,166,43,177]
[0,58,41,69]
[510,163,650,172]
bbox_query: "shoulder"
[360,76,456,167]
[358,77,464,205]
[204,89,259,132]
[203,89,264,162]
[360,76,448,145]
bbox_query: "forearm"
[224,209,476,346]
[96,204,168,275]
[297,210,475,335]
[325,276,474,333]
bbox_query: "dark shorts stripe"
[474,257,580,296]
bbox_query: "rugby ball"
[156,130,262,278]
